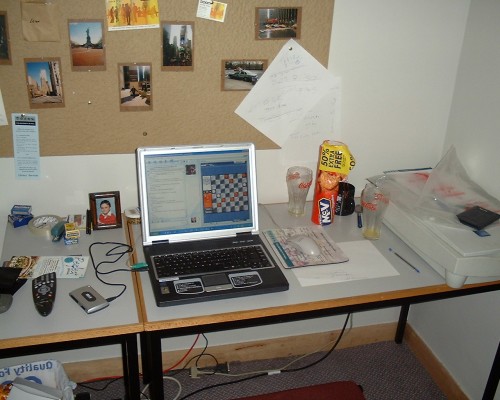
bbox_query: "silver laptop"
[136,143,289,306]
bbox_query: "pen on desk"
[389,248,420,273]
[355,204,363,228]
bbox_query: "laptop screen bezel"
[136,143,260,246]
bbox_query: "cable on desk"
[88,241,133,303]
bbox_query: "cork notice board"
[0,0,334,157]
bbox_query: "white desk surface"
[134,203,473,330]
[0,223,143,349]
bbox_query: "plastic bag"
[0,360,75,400]
[415,146,500,228]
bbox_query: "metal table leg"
[146,331,165,400]
[483,341,500,400]
[395,304,410,344]
[121,334,140,400]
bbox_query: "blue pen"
[389,248,420,273]
[355,204,363,228]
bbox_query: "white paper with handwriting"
[235,39,341,147]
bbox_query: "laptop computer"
[136,143,289,306]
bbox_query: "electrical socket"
[217,362,230,374]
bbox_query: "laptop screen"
[136,143,260,245]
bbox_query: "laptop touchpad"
[203,273,233,292]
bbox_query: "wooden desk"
[0,223,143,400]
[131,203,500,400]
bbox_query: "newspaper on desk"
[6,255,89,278]
[263,226,348,268]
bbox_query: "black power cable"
[88,241,133,303]
[178,313,352,400]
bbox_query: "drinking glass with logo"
[360,181,390,240]
[286,166,313,216]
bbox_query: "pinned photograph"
[161,22,193,71]
[0,12,12,65]
[68,20,106,71]
[222,60,266,91]
[106,0,159,31]
[89,191,122,230]
[24,58,65,109]
[196,0,227,23]
[118,63,152,111]
[255,7,301,40]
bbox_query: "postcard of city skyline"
[24,58,65,109]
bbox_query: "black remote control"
[32,272,57,316]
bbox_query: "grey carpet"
[74,341,446,399]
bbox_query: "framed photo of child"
[89,191,122,230]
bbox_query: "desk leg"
[482,341,500,400]
[122,334,140,400]
[395,304,410,344]
[140,332,151,384]
[146,331,165,400]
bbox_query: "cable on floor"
[177,313,352,400]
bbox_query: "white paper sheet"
[12,113,40,179]
[293,240,400,286]
[0,89,7,126]
[235,39,341,147]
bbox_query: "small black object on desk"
[0,294,13,313]
[86,209,92,234]
[32,272,57,316]
[0,266,26,313]
[456,206,500,231]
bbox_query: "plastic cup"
[286,166,313,216]
[360,182,390,240]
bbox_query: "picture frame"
[24,58,65,109]
[255,7,301,40]
[222,59,267,91]
[118,62,152,111]
[0,11,12,65]
[68,19,106,71]
[161,21,193,71]
[89,191,122,230]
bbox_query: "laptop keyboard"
[153,245,273,280]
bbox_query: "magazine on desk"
[263,226,348,268]
[6,255,89,278]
